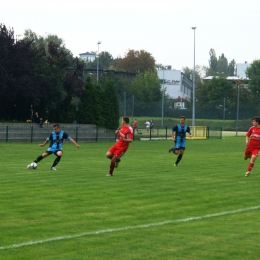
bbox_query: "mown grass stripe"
[1,205,259,251]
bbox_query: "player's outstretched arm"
[70,138,80,148]
[246,136,249,146]
[171,131,175,141]
[39,139,48,147]
[122,137,133,143]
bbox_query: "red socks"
[247,163,254,172]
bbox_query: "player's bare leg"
[106,151,113,159]
[244,153,251,160]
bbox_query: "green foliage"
[0,25,41,121]
[206,49,236,76]
[92,82,105,126]
[77,77,105,126]
[217,53,228,74]
[0,26,84,122]
[196,76,234,117]
[209,49,218,72]
[228,59,236,76]
[246,60,260,94]
[57,96,77,123]
[85,51,114,70]
[130,70,161,107]
[77,77,97,124]
[103,80,120,129]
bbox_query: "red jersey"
[133,120,138,127]
[117,125,133,149]
[246,126,260,149]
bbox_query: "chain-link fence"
[119,94,257,132]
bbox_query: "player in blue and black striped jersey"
[168,116,192,166]
[27,124,80,170]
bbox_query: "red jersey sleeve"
[246,127,253,137]
[126,126,133,140]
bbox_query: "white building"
[236,62,251,78]
[157,68,192,108]
[79,52,96,62]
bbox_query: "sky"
[1,0,260,70]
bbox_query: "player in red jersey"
[244,116,260,177]
[106,116,133,176]
[133,119,139,133]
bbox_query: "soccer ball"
[29,162,37,169]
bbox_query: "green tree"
[246,60,260,112]
[207,48,218,76]
[23,30,82,122]
[228,59,236,76]
[217,54,228,75]
[246,60,260,94]
[77,77,96,124]
[0,24,43,121]
[77,77,104,126]
[196,76,234,118]
[103,80,120,129]
[92,82,105,126]
[129,70,161,109]
[85,51,114,70]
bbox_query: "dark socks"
[175,154,183,165]
[34,155,44,163]
[52,156,61,167]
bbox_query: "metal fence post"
[30,125,33,143]
[96,126,98,142]
[6,126,8,142]
[76,126,78,142]
[166,126,167,140]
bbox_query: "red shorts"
[109,143,128,159]
[244,146,259,157]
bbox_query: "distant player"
[106,116,133,176]
[145,120,150,133]
[27,124,80,170]
[244,116,260,177]
[168,116,192,166]
[150,119,154,133]
[133,119,139,133]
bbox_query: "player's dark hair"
[252,116,260,124]
[123,116,130,124]
[53,124,60,128]
[180,116,185,120]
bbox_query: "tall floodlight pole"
[97,41,101,81]
[191,27,196,126]
[236,83,240,136]
[223,97,226,130]
[162,68,165,127]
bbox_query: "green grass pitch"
[1,138,260,259]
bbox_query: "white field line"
[1,205,259,251]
